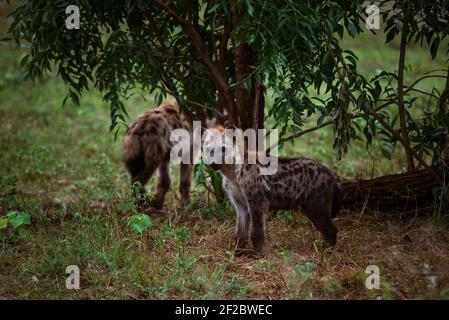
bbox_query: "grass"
[1,3,449,299]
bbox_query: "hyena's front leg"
[223,179,250,250]
[179,163,193,205]
[151,160,171,210]
[234,200,250,250]
[248,199,268,253]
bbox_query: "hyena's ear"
[206,107,229,129]
[205,118,216,129]
[160,99,179,112]
[204,116,226,133]
[224,121,238,130]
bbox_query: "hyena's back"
[122,101,192,208]
[123,101,179,173]
[262,157,342,216]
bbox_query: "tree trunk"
[230,0,264,131]
[342,166,444,214]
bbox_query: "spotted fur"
[123,100,192,209]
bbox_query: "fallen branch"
[342,165,444,214]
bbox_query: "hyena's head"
[202,125,244,168]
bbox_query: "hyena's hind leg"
[151,159,171,210]
[179,163,193,206]
[303,193,338,246]
[123,134,157,207]
[130,163,158,207]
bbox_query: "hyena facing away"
[123,100,193,209]
[203,126,342,254]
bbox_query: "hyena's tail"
[330,183,343,218]
[123,134,145,177]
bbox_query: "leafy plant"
[0,211,31,230]
[277,250,292,262]
[294,261,316,281]
[127,214,152,234]
[324,280,342,298]
[0,216,7,230]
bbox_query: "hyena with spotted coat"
[203,126,342,253]
[123,100,193,209]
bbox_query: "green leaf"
[127,214,152,234]
[381,147,392,160]
[69,90,80,106]
[430,37,440,59]
[305,261,316,272]
[326,18,334,36]
[212,171,222,197]
[386,27,397,43]
[245,0,254,16]
[373,81,381,101]
[207,3,221,14]
[317,113,326,127]
[194,160,205,185]
[347,22,357,37]
[18,69,29,81]
[155,92,163,106]
[0,216,8,230]
[6,211,31,228]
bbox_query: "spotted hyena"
[122,100,193,209]
[203,126,342,254]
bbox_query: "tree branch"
[279,99,397,144]
[154,0,237,120]
[280,120,335,144]
[217,21,230,125]
[439,67,449,160]
[218,23,229,78]
[144,13,183,95]
[404,87,439,100]
[404,74,447,95]
[371,112,429,169]
[397,25,416,172]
